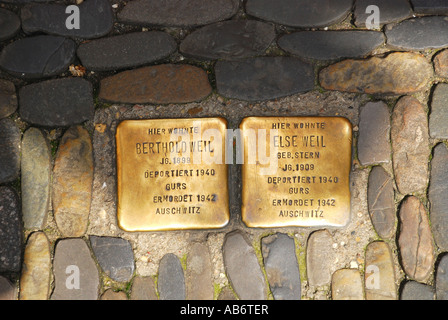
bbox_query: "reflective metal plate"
[116,118,229,231]
[240,117,352,228]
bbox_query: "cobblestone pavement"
[1,0,448,301]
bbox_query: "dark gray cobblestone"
[1,0,448,302]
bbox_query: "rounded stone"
[130,277,158,300]
[391,96,430,195]
[278,31,385,61]
[19,232,51,300]
[0,9,20,41]
[77,31,177,71]
[100,289,128,300]
[401,281,435,300]
[158,253,185,300]
[398,196,435,282]
[215,57,314,101]
[99,64,212,105]
[19,77,94,127]
[0,186,22,273]
[365,241,397,300]
[0,118,20,184]
[186,243,213,300]
[434,49,448,78]
[53,126,93,237]
[386,16,448,50]
[306,230,335,287]
[0,276,17,300]
[429,143,448,251]
[118,0,239,27]
[354,0,412,28]
[0,35,76,79]
[358,101,391,165]
[246,0,353,28]
[0,79,17,119]
[21,128,51,229]
[180,20,276,60]
[262,233,301,300]
[367,166,396,239]
[429,84,448,139]
[51,239,99,300]
[331,269,364,300]
[21,0,114,39]
[90,236,135,282]
[437,254,448,300]
[223,231,267,300]
[319,52,433,95]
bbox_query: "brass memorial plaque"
[116,118,229,231]
[240,117,352,228]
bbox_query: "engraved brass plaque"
[116,118,229,231]
[240,117,352,228]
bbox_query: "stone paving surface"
[1,0,448,301]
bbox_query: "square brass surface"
[116,118,229,231]
[240,117,352,228]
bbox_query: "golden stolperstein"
[116,118,229,231]
[240,117,352,228]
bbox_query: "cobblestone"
[0,80,17,120]
[262,233,301,300]
[215,57,314,101]
[1,1,447,302]
[0,186,21,273]
[357,101,391,166]
[365,241,396,300]
[434,49,448,78]
[0,118,20,184]
[354,0,412,28]
[331,269,364,300]
[386,16,448,50]
[391,96,430,195]
[400,281,435,300]
[411,0,448,14]
[367,166,396,239]
[278,31,384,61]
[77,31,177,71]
[118,0,239,27]
[158,253,185,300]
[53,126,93,237]
[21,128,50,229]
[51,239,99,300]
[223,231,267,300]
[19,78,94,127]
[0,9,20,41]
[398,196,435,282]
[245,0,353,28]
[180,20,275,61]
[319,52,433,95]
[99,64,212,104]
[90,236,135,282]
[429,143,448,251]
[429,83,448,139]
[19,232,51,300]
